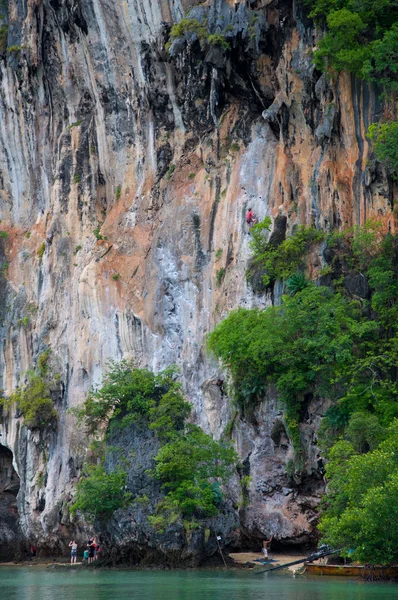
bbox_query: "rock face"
[0,0,394,561]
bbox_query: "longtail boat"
[305,563,398,578]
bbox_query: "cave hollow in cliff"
[0,444,23,560]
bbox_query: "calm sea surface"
[0,567,397,600]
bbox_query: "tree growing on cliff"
[149,425,237,531]
[77,361,190,436]
[73,363,237,530]
[0,351,58,430]
[70,465,130,522]
[207,285,376,422]
[319,421,398,565]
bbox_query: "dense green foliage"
[149,425,236,531]
[248,218,324,287]
[0,352,57,430]
[211,219,398,561]
[307,0,398,83]
[167,17,231,51]
[210,219,398,444]
[78,361,190,437]
[70,466,130,522]
[74,363,237,528]
[367,121,398,175]
[208,285,376,448]
[319,422,398,564]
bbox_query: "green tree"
[207,285,376,417]
[367,121,398,176]
[74,362,237,529]
[248,220,324,287]
[345,411,386,452]
[70,465,130,522]
[78,362,185,434]
[1,352,57,430]
[363,23,398,94]
[314,9,370,75]
[319,421,398,564]
[149,425,237,530]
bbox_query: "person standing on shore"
[68,540,78,564]
[87,538,95,564]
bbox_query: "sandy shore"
[0,552,310,571]
[229,551,309,572]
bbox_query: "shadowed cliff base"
[0,444,26,561]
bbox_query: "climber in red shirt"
[246,207,257,232]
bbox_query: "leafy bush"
[344,411,386,452]
[166,164,175,180]
[75,362,237,528]
[149,425,236,530]
[208,285,376,417]
[207,33,230,50]
[1,370,57,430]
[169,18,207,43]
[367,121,398,176]
[286,272,309,295]
[70,465,130,522]
[249,219,324,286]
[78,362,191,436]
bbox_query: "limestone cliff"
[0,0,394,562]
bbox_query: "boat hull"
[305,564,398,578]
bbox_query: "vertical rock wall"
[0,0,394,555]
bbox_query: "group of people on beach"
[68,538,100,564]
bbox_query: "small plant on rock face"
[0,230,8,238]
[112,273,120,281]
[37,242,45,262]
[17,316,30,327]
[166,164,175,180]
[68,120,83,129]
[286,272,309,296]
[115,185,121,201]
[0,24,8,54]
[188,172,196,180]
[207,33,231,50]
[73,174,80,184]
[93,226,104,241]
[74,245,82,254]
[216,267,226,287]
[215,248,223,261]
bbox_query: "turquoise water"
[0,568,397,600]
